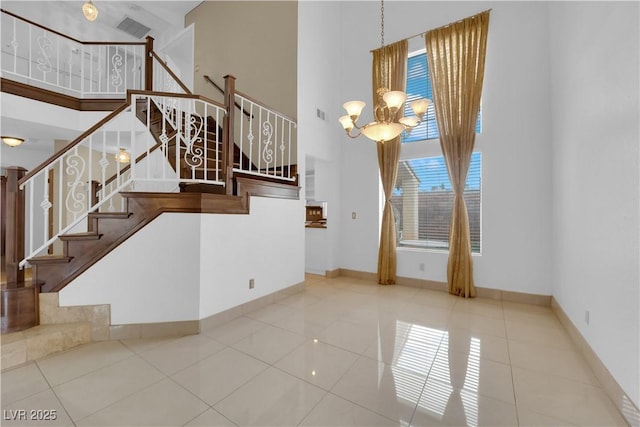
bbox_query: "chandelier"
[339,0,431,143]
[82,0,99,22]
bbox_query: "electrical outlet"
[352,212,356,219]
[585,310,590,325]
[249,279,255,289]
[419,263,425,272]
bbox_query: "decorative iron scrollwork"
[183,113,205,169]
[262,121,274,164]
[36,35,53,73]
[65,154,86,217]
[111,50,123,88]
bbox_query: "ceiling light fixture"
[339,0,431,143]
[1,136,25,147]
[115,148,130,164]
[82,0,99,22]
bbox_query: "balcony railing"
[233,91,296,181]
[1,9,147,98]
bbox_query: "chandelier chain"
[338,0,431,143]
[380,0,387,90]
[380,0,384,47]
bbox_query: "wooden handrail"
[127,90,226,109]
[150,51,192,95]
[1,9,146,46]
[234,89,297,124]
[19,102,130,187]
[204,75,253,119]
[203,75,224,95]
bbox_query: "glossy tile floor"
[1,276,629,426]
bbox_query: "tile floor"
[0,275,629,426]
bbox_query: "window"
[393,49,483,253]
[391,153,482,253]
[402,51,481,143]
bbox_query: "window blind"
[391,152,482,253]
[403,52,482,143]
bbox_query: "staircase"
[28,192,250,293]
[25,96,275,293]
[2,9,299,339]
[4,87,298,310]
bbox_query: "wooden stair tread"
[59,232,103,241]
[88,212,132,219]
[28,255,73,264]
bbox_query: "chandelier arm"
[345,129,362,139]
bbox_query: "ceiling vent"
[115,16,151,39]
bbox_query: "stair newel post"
[223,75,236,195]
[90,180,101,209]
[1,166,40,334]
[5,167,26,288]
[144,36,155,91]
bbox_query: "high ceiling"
[0,1,202,42]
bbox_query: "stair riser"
[35,211,146,292]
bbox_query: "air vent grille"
[116,16,151,39]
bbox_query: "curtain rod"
[371,9,492,52]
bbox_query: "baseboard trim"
[551,297,640,426]
[109,320,200,340]
[336,269,551,307]
[337,268,378,282]
[109,280,307,341]
[199,281,306,331]
[325,269,341,278]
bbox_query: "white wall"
[548,2,639,408]
[0,143,54,171]
[336,1,553,295]
[199,197,305,318]
[156,24,195,93]
[187,1,297,120]
[60,213,201,324]
[1,93,111,171]
[298,1,344,274]
[60,197,305,325]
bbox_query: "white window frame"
[394,48,483,255]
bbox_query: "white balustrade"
[1,11,145,97]
[233,93,297,181]
[19,93,226,266]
